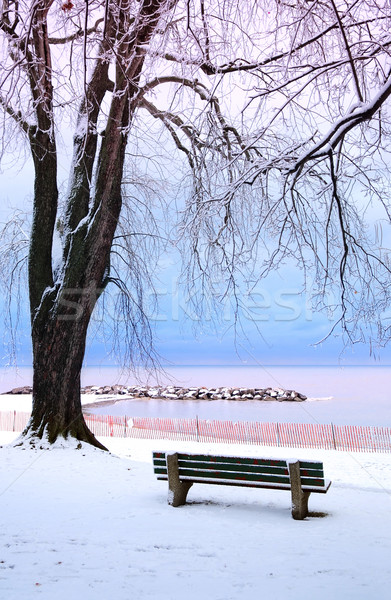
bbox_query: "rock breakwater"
[4,384,307,401]
[82,384,307,402]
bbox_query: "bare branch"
[329,0,363,102]
[290,77,391,174]
[48,18,104,45]
[0,94,30,133]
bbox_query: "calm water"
[1,365,391,427]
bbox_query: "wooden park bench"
[152,451,331,520]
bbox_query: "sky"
[3,3,391,370]
[1,138,391,369]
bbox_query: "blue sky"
[2,259,390,368]
[136,286,391,367]
[2,154,391,368]
[79,252,391,367]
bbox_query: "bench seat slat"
[177,467,291,485]
[175,453,289,467]
[156,474,331,493]
[176,461,324,479]
[176,459,290,476]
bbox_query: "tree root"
[18,415,108,451]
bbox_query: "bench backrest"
[153,451,326,490]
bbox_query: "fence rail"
[1,410,390,453]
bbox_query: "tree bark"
[21,301,107,450]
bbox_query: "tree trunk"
[17,0,177,448]
[20,305,107,450]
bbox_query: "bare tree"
[181,0,391,351]
[0,0,258,447]
[1,1,391,447]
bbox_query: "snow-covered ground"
[1,396,391,599]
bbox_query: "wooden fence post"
[331,423,337,450]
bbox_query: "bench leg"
[288,460,311,520]
[166,453,193,507]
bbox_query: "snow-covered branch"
[291,77,391,173]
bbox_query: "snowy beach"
[1,393,391,599]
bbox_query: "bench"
[152,451,331,520]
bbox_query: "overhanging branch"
[290,77,391,174]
